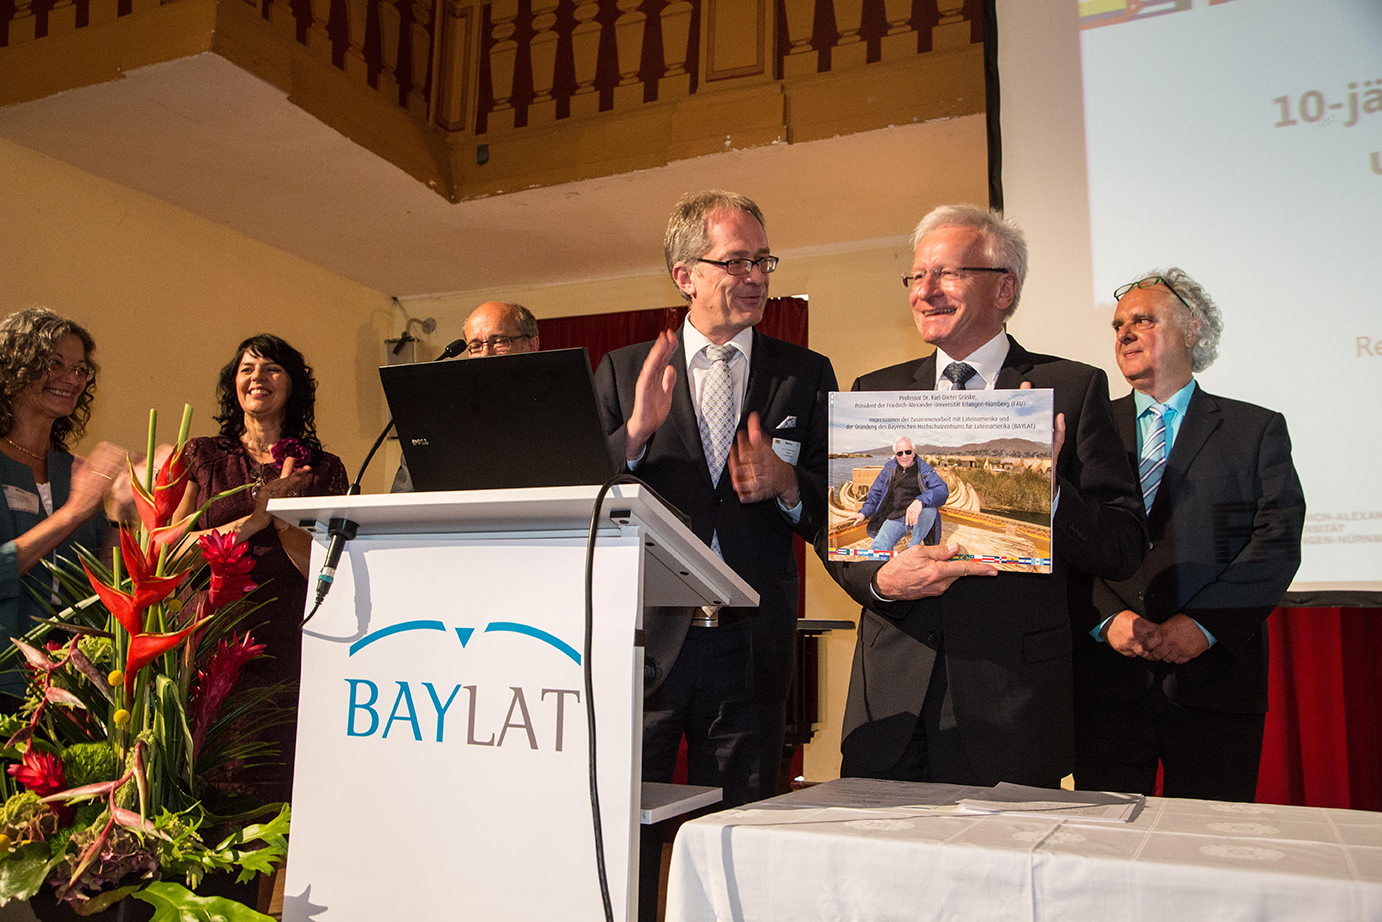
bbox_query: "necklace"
[2,435,46,463]
[241,437,275,453]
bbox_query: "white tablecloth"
[666,780,1382,922]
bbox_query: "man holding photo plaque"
[822,204,1146,788]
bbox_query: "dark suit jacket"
[1075,386,1305,714]
[823,335,1146,785]
[593,327,836,708]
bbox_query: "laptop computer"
[378,347,618,492]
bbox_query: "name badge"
[771,438,801,465]
[4,484,41,516]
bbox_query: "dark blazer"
[593,327,836,710]
[1076,386,1305,714]
[823,335,1146,785]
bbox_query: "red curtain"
[1257,606,1382,810]
[537,298,809,374]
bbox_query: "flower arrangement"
[0,407,291,920]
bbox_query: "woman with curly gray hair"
[0,308,130,703]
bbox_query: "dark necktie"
[941,361,977,391]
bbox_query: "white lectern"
[268,485,756,922]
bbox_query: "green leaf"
[132,880,274,922]
[77,882,142,915]
[0,842,55,905]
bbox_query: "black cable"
[583,472,645,922]
[301,338,468,628]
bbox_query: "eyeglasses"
[45,355,95,383]
[697,256,779,276]
[1114,276,1194,314]
[902,267,1010,289]
[895,449,914,457]
[466,334,532,355]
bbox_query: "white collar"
[684,320,754,365]
[934,331,1010,389]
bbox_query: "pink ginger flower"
[198,531,256,611]
[187,633,266,758]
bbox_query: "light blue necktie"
[1140,404,1167,511]
[699,344,735,556]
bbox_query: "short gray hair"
[1129,267,1224,372]
[911,204,1029,318]
[664,190,766,301]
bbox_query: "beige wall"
[0,137,396,492]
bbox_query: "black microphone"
[302,336,468,626]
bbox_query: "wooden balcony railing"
[2,0,986,199]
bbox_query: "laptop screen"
[379,348,618,492]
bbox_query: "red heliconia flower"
[198,531,257,611]
[188,633,266,757]
[124,622,204,701]
[128,444,190,533]
[81,558,186,637]
[118,526,158,585]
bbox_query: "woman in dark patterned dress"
[173,334,347,803]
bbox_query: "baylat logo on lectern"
[342,619,582,753]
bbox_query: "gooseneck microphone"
[301,337,468,627]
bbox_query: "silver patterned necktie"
[1140,404,1167,511]
[699,343,736,557]
[942,361,977,390]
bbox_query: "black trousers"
[1074,681,1266,802]
[639,624,759,922]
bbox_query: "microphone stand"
[300,337,468,626]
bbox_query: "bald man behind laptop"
[391,301,539,493]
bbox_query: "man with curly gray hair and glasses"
[1074,267,1305,802]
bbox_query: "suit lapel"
[913,352,938,390]
[995,336,1035,389]
[743,328,784,429]
[668,329,715,489]
[1157,385,1219,508]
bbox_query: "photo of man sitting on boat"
[826,390,1055,573]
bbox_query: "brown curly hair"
[0,308,98,452]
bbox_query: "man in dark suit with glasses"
[823,203,1146,788]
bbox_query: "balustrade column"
[659,0,693,99]
[527,0,560,124]
[613,0,647,109]
[569,0,602,118]
[379,0,405,107]
[781,0,819,78]
[268,0,299,43]
[307,0,333,60]
[487,0,520,130]
[434,0,476,131]
[86,0,119,26]
[934,0,970,49]
[832,0,866,68]
[47,0,77,38]
[407,0,435,117]
[7,0,35,43]
[344,0,370,80]
[880,0,917,60]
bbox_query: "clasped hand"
[1104,611,1208,664]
